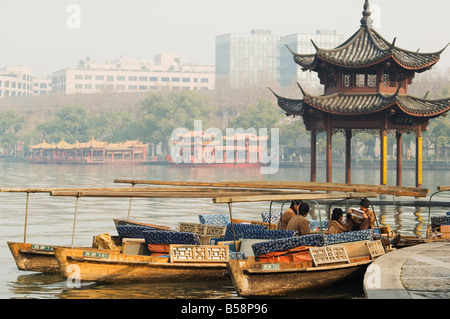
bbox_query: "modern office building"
[280,30,345,92]
[50,53,215,94]
[215,29,344,91]
[215,30,280,88]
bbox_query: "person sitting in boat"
[346,198,375,231]
[278,200,302,230]
[286,202,311,236]
[327,208,347,234]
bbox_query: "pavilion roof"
[80,137,108,149]
[55,138,73,150]
[29,140,55,150]
[290,1,448,71]
[271,84,450,118]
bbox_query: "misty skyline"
[0,0,449,78]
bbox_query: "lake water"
[1,161,449,300]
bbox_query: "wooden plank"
[50,190,310,198]
[437,186,450,191]
[212,192,378,203]
[114,179,428,197]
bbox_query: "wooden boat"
[211,191,390,297]
[227,240,384,297]
[394,185,450,247]
[53,244,230,283]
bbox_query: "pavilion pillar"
[326,118,332,183]
[416,125,423,188]
[310,128,317,182]
[396,132,402,187]
[380,118,387,186]
[345,129,352,184]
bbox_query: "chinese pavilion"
[272,0,450,187]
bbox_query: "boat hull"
[227,240,384,297]
[54,246,229,283]
[8,242,60,274]
[227,259,370,297]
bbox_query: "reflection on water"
[1,162,449,299]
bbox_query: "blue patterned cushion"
[142,230,201,245]
[229,252,245,260]
[326,229,373,245]
[116,225,154,238]
[431,216,450,226]
[251,234,326,257]
[223,223,266,241]
[198,214,231,226]
[309,219,328,230]
[261,211,282,223]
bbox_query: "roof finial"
[360,0,373,28]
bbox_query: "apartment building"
[0,66,52,98]
[50,53,215,94]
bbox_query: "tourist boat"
[394,185,450,247]
[168,131,267,168]
[28,137,154,165]
[208,192,388,297]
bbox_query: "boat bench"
[223,223,297,241]
[325,229,373,245]
[251,229,374,257]
[142,230,201,245]
[431,216,450,227]
[116,225,155,239]
[198,214,231,226]
[261,211,282,224]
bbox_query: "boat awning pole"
[127,182,135,221]
[23,192,30,243]
[227,202,239,261]
[71,194,80,248]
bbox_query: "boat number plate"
[82,251,109,259]
[31,244,53,251]
[262,263,280,270]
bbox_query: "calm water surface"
[1,161,449,299]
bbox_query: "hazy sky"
[0,0,449,77]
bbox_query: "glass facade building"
[216,29,344,91]
[216,30,280,88]
[280,30,345,93]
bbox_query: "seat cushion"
[116,225,154,238]
[142,230,201,245]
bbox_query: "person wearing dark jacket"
[327,208,347,234]
[287,202,311,236]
